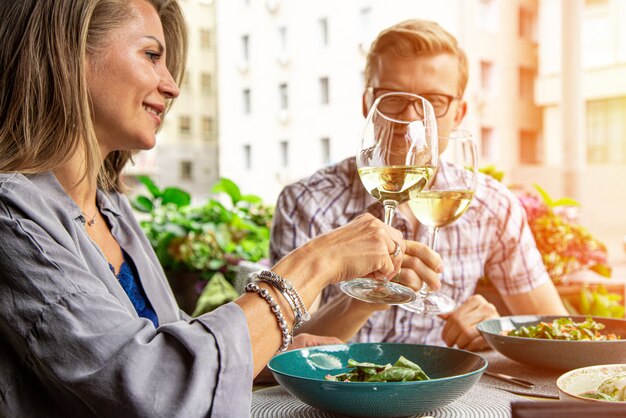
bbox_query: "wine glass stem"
[427,226,439,249]
[383,200,398,226]
[419,226,440,297]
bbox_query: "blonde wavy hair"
[364,19,469,97]
[0,0,187,192]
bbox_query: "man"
[270,19,567,351]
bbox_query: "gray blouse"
[0,172,253,417]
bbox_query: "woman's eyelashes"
[145,51,161,63]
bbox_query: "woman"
[0,0,412,416]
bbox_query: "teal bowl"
[267,343,487,418]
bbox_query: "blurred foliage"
[563,285,625,319]
[480,167,611,282]
[518,186,611,282]
[481,166,621,318]
[132,176,274,291]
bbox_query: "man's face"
[364,52,467,138]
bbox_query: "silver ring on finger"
[390,240,401,258]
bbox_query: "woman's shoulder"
[0,172,60,203]
[0,172,80,223]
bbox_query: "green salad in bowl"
[477,315,626,370]
[267,342,486,417]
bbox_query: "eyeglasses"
[367,87,460,118]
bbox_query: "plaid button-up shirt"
[270,157,549,346]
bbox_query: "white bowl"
[557,364,626,402]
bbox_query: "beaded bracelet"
[254,270,310,331]
[245,282,292,352]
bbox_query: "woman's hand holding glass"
[339,91,439,304]
[275,213,405,289]
[341,92,437,304]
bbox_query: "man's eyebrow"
[143,35,164,53]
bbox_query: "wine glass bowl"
[401,129,478,315]
[340,92,438,305]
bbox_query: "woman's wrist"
[271,242,330,307]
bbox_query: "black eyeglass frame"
[366,87,461,118]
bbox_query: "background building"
[148,0,625,265]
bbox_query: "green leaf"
[161,187,191,208]
[208,259,226,270]
[533,184,554,207]
[163,223,188,237]
[137,175,161,198]
[552,197,580,207]
[239,194,263,204]
[192,273,239,316]
[131,196,153,213]
[365,367,418,382]
[212,178,241,205]
[394,355,429,379]
[590,263,612,278]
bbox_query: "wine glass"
[339,91,438,304]
[400,129,478,314]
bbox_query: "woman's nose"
[159,68,180,99]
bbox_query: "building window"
[179,116,191,136]
[519,130,541,164]
[321,137,330,164]
[518,67,534,101]
[278,26,287,53]
[243,144,252,170]
[201,73,213,95]
[518,6,536,41]
[319,17,329,46]
[583,0,611,67]
[243,89,251,114]
[480,127,494,160]
[319,77,329,105]
[480,60,495,95]
[477,0,498,33]
[241,34,249,62]
[180,160,193,180]
[200,29,212,49]
[279,83,288,109]
[202,117,214,141]
[359,7,372,47]
[279,140,289,167]
[587,97,626,164]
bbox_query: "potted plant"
[476,166,623,318]
[132,176,273,315]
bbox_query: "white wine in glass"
[340,91,438,305]
[408,190,474,228]
[358,166,435,205]
[401,129,478,314]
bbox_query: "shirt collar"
[26,172,122,219]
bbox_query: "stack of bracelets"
[244,270,310,352]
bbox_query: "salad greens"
[324,356,430,382]
[506,316,620,341]
[580,372,626,402]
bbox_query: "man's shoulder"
[472,172,527,221]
